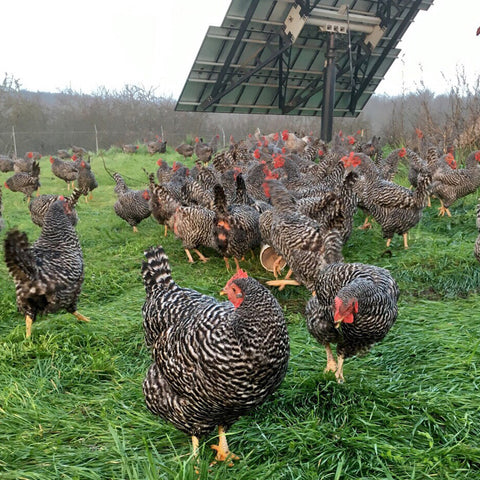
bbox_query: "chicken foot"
[324,343,337,373]
[25,315,33,339]
[438,200,452,217]
[335,355,345,384]
[73,311,90,322]
[210,426,239,466]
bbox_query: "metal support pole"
[321,32,336,142]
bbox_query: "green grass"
[1,147,479,479]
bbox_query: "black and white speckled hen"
[3,196,88,338]
[305,262,399,383]
[142,246,289,462]
[50,156,79,189]
[354,152,431,248]
[29,187,82,227]
[429,150,480,217]
[4,160,41,199]
[212,184,262,271]
[172,204,216,263]
[113,173,151,232]
[76,158,98,202]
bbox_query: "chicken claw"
[73,311,90,322]
[210,426,239,466]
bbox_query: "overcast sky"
[2,0,479,98]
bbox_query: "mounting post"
[321,32,336,142]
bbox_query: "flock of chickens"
[1,130,480,464]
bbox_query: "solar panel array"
[175,0,434,118]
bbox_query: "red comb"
[399,147,407,157]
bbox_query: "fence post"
[12,126,17,157]
[94,124,99,154]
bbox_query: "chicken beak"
[219,289,227,296]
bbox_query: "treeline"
[1,72,479,157]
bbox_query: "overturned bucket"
[259,244,287,273]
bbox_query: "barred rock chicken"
[76,158,98,202]
[354,152,431,248]
[57,149,71,159]
[305,262,399,383]
[429,150,480,217]
[264,179,343,292]
[142,246,289,461]
[213,184,262,271]
[148,177,181,237]
[3,196,88,338]
[71,145,88,157]
[123,144,139,154]
[175,143,194,161]
[194,137,213,164]
[14,152,35,173]
[29,188,82,227]
[4,160,41,199]
[147,140,167,155]
[50,156,79,189]
[173,205,216,263]
[0,155,14,172]
[475,201,480,264]
[112,173,151,232]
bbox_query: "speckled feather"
[141,246,289,437]
[306,262,399,358]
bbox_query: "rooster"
[142,246,289,462]
[305,262,399,383]
[3,196,89,338]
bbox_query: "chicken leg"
[438,200,452,217]
[210,426,239,465]
[73,311,90,322]
[335,355,345,384]
[25,315,33,338]
[324,343,337,373]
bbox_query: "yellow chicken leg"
[210,426,239,465]
[73,311,90,322]
[335,355,345,384]
[324,343,337,373]
[25,315,33,339]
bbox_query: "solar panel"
[175,0,434,138]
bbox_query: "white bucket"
[259,244,287,273]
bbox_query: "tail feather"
[4,230,37,283]
[142,245,174,294]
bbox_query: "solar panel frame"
[175,0,434,118]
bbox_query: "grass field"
[1,145,479,479]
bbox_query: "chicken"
[4,161,41,199]
[0,155,14,172]
[155,158,173,184]
[172,204,216,263]
[354,152,431,248]
[3,196,89,338]
[141,246,289,461]
[264,179,343,292]
[14,152,38,172]
[50,156,79,189]
[475,201,480,264]
[175,143,194,160]
[429,150,480,217]
[305,262,399,383]
[212,184,262,271]
[71,145,88,157]
[122,144,139,154]
[147,140,167,155]
[57,149,71,159]
[112,173,151,232]
[194,137,213,164]
[76,158,98,202]
[29,188,82,227]
[378,147,407,181]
